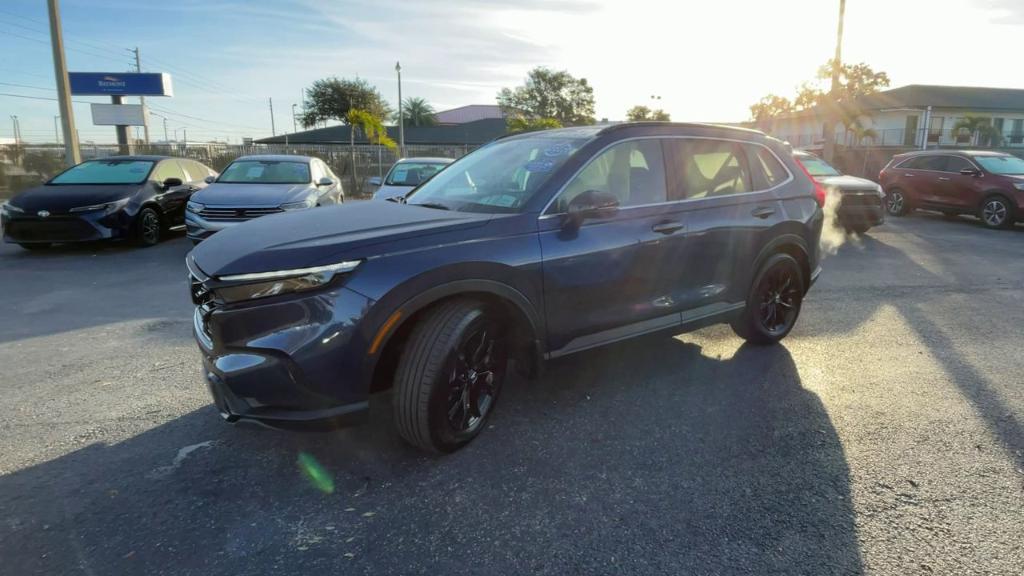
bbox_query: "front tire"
[731,253,805,345]
[393,300,508,453]
[979,195,1013,229]
[134,207,162,246]
[886,189,909,216]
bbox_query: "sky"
[2,0,1023,143]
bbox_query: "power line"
[0,81,54,91]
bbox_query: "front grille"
[839,192,882,208]
[198,207,282,221]
[5,218,97,242]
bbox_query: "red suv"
[879,150,1024,229]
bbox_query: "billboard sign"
[91,103,149,126]
[69,72,173,97]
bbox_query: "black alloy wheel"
[136,207,162,246]
[394,300,508,452]
[732,253,805,345]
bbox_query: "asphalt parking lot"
[1,213,1023,575]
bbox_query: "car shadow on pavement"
[806,228,1024,474]
[0,336,862,575]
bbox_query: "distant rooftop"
[434,104,504,124]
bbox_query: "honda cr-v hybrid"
[187,123,824,453]
[879,150,1024,229]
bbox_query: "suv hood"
[191,200,491,277]
[816,174,880,192]
[191,182,315,207]
[8,183,142,213]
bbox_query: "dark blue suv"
[187,123,824,452]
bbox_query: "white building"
[757,85,1024,149]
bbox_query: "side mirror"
[161,177,183,190]
[960,168,981,177]
[317,177,334,187]
[565,189,620,229]
[367,176,382,187]
[204,175,216,184]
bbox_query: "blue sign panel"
[69,72,173,97]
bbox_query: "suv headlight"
[214,260,361,303]
[186,201,205,213]
[1013,182,1024,191]
[1,202,24,216]
[280,194,317,211]
[69,197,130,214]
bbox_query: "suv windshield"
[797,153,841,177]
[406,135,587,213]
[218,160,311,184]
[49,159,154,185]
[386,162,448,186]
[976,155,1024,175]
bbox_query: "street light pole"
[268,97,276,136]
[291,103,297,133]
[54,115,60,144]
[46,0,81,166]
[822,0,846,162]
[130,47,150,145]
[396,61,404,157]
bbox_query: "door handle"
[938,177,950,181]
[651,220,685,235]
[751,207,776,219]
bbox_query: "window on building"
[903,115,919,146]
[1012,119,1023,144]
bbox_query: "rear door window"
[667,139,752,199]
[747,145,789,189]
[900,155,946,171]
[943,156,974,173]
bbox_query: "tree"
[507,117,562,133]
[497,67,596,127]
[300,77,391,192]
[400,97,436,127]
[626,105,670,121]
[749,94,794,124]
[299,77,390,128]
[950,116,1002,146]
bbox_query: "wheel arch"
[751,233,812,295]
[367,279,544,394]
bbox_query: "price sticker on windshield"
[524,159,556,173]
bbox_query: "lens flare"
[298,452,335,494]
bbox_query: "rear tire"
[886,189,909,216]
[134,207,162,246]
[979,195,1013,229]
[393,299,508,453]
[731,253,805,345]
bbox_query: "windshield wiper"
[412,202,451,211]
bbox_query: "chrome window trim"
[537,135,795,220]
[894,153,981,173]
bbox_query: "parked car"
[185,155,343,243]
[369,157,453,201]
[187,123,824,453]
[793,150,885,233]
[1,155,215,249]
[879,150,1024,229]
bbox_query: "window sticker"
[524,159,556,173]
[544,142,572,157]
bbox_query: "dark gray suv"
[188,122,824,453]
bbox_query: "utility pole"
[162,116,168,142]
[268,97,276,136]
[10,116,19,145]
[47,0,80,166]
[822,0,846,162]
[129,47,150,145]
[291,103,297,133]
[54,115,61,144]
[396,61,404,157]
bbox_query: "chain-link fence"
[779,128,1024,150]
[0,142,479,200]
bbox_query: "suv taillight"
[794,157,827,207]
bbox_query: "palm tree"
[951,116,1002,147]
[401,97,436,127]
